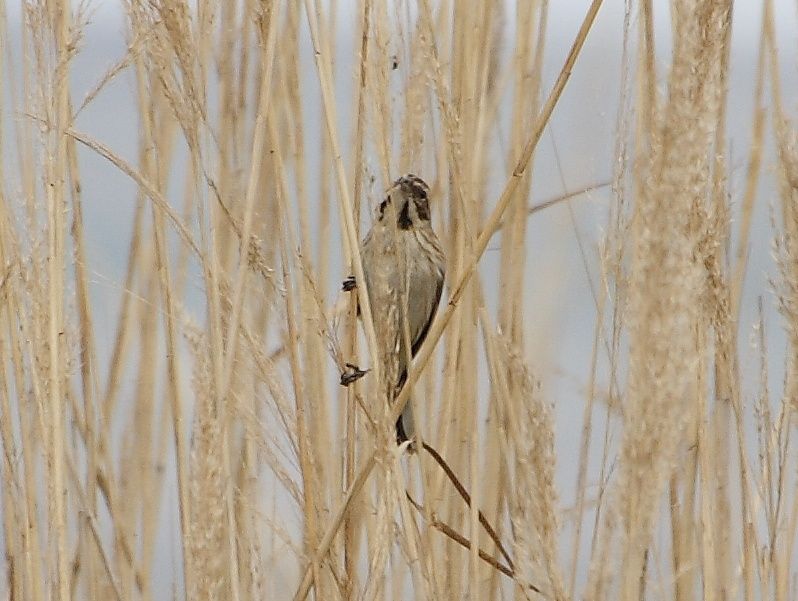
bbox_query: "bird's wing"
[411,275,444,357]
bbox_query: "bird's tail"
[396,403,414,444]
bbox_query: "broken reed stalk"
[420,441,514,571]
[404,491,542,595]
[293,2,604,598]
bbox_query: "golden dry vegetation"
[1,0,797,599]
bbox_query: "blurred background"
[2,1,798,599]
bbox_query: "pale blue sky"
[3,2,797,597]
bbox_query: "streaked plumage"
[359,174,445,444]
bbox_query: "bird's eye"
[408,183,427,200]
[414,196,431,221]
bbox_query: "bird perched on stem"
[342,174,445,445]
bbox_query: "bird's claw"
[342,276,357,292]
[340,363,369,386]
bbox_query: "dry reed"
[0,1,796,600]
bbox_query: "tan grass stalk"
[294,3,604,598]
[342,1,372,595]
[44,1,74,597]
[767,3,798,599]
[302,0,382,388]
[587,2,732,599]
[481,313,562,599]
[4,1,793,598]
[731,20,767,320]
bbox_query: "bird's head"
[379,174,431,229]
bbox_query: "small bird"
[344,174,445,444]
